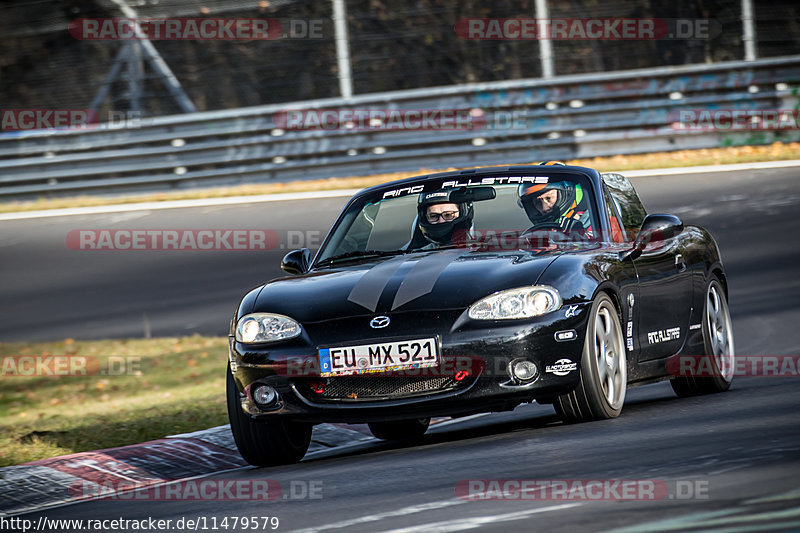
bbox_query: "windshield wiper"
[323,249,408,265]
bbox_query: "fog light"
[510,360,538,383]
[253,385,278,407]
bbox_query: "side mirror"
[281,248,311,275]
[620,214,683,261]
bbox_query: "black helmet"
[417,188,474,245]
[518,181,581,225]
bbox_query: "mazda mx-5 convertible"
[226,162,734,466]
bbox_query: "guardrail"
[1,55,799,198]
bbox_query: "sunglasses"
[426,210,459,222]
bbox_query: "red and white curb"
[0,423,373,517]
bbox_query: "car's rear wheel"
[368,418,430,441]
[671,276,734,397]
[226,364,311,466]
[554,293,627,422]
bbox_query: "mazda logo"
[370,316,390,328]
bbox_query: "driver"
[518,181,593,235]
[415,189,474,247]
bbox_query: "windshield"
[316,174,599,264]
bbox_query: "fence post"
[534,0,555,78]
[741,0,757,61]
[332,0,354,99]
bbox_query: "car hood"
[252,249,561,322]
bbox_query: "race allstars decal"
[381,176,549,199]
[647,327,680,344]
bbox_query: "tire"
[671,276,734,397]
[554,293,627,423]
[368,418,431,441]
[226,365,311,466]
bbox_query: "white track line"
[373,503,581,533]
[621,159,800,177]
[2,160,799,222]
[287,498,471,533]
[0,189,360,221]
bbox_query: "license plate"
[318,338,439,377]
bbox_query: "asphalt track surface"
[6,167,800,531]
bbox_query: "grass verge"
[0,336,229,467]
[1,142,798,214]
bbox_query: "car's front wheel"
[671,276,734,397]
[226,364,312,466]
[554,293,627,422]
[368,418,430,441]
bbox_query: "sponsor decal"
[647,327,680,344]
[381,177,549,199]
[564,305,579,318]
[382,184,425,199]
[626,321,633,338]
[441,176,548,189]
[424,191,450,200]
[689,323,702,331]
[545,358,577,376]
[627,338,634,351]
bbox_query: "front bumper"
[228,303,591,424]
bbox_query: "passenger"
[414,189,475,247]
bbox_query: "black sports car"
[226,163,734,466]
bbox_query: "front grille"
[297,375,463,402]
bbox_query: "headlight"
[235,313,302,343]
[468,286,562,320]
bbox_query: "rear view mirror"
[450,186,496,203]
